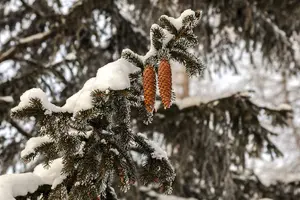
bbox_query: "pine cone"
[158,59,172,109]
[143,65,156,113]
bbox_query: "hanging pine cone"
[143,65,156,113]
[158,58,172,109]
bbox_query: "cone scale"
[158,59,172,109]
[143,65,156,113]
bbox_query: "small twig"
[8,117,31,139]
[0,30,55,63]
[20,0,45,17]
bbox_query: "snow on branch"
[11,88,62,114]
[33,158,66,189]
[0,173,43,200]
[167,91,292,112]
[0,96,14,103]
[11,9,203,117]
[11,58,140,116]
[21,135,52,159]
[137,133,168,160]
[7,8,203,198]
[160,9,201,31]
[62,58,140,114]
[0,158,65,200]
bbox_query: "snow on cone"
[143,65,156,113]
[158,59,172,109]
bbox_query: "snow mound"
[0,173,43,200]
[33,158,66,189]
[12,58,140,116]
[0,158,65,199]
[21,135,52,158]
[161,9,198,31]
[62,58,140,114]
[11,88,62,114]
[0,96,14,103]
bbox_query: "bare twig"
[20,0,45,17]
[0,30,55,63]
[8,117,31,139]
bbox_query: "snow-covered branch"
[0,158,65,200]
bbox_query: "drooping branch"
[4,9,204,199]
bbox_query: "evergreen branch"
[106,138,137,178]
[170,49,205,76]
[159,16,178,35]
[121,49,144,69]
[6,9,202,198]
[151,25,165,50]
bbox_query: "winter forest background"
[0,0,300,200]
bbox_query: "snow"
[224,26,237,42]
[95,58,140,90]
[12,58,140,116]
[259,199,273,200]
[137,133,167,160]
[175,96,204,110]
[11,88,62,113]
[68,128,92,138]
[248,127,300,186]
[144,9,195,61]
[174,91,252,110]
[62,58,140,114]
[77,142,86,156]
[110,148,119,155]
[62,88,93,114]
[21,135,52,158]
[142,9,198,62]
[157,194,197,200]
[33,158,66,189]
[141,187,196,200]
[0,158,65,199]
[0,173,43,200]
[46,0,77,15]
[0,96,14,103]
[161,9,198,31]
[148,140,168,160]
[142,25,159,61]
[101,130,113,135]
[65,52,76,60]
[100,139,107,144]
[276,103,292,111]
[137,132,147,139]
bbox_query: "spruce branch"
[121,9,205,81]
[8,9,204,199]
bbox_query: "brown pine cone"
[158,59,172,109]
[143,65,156,113]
